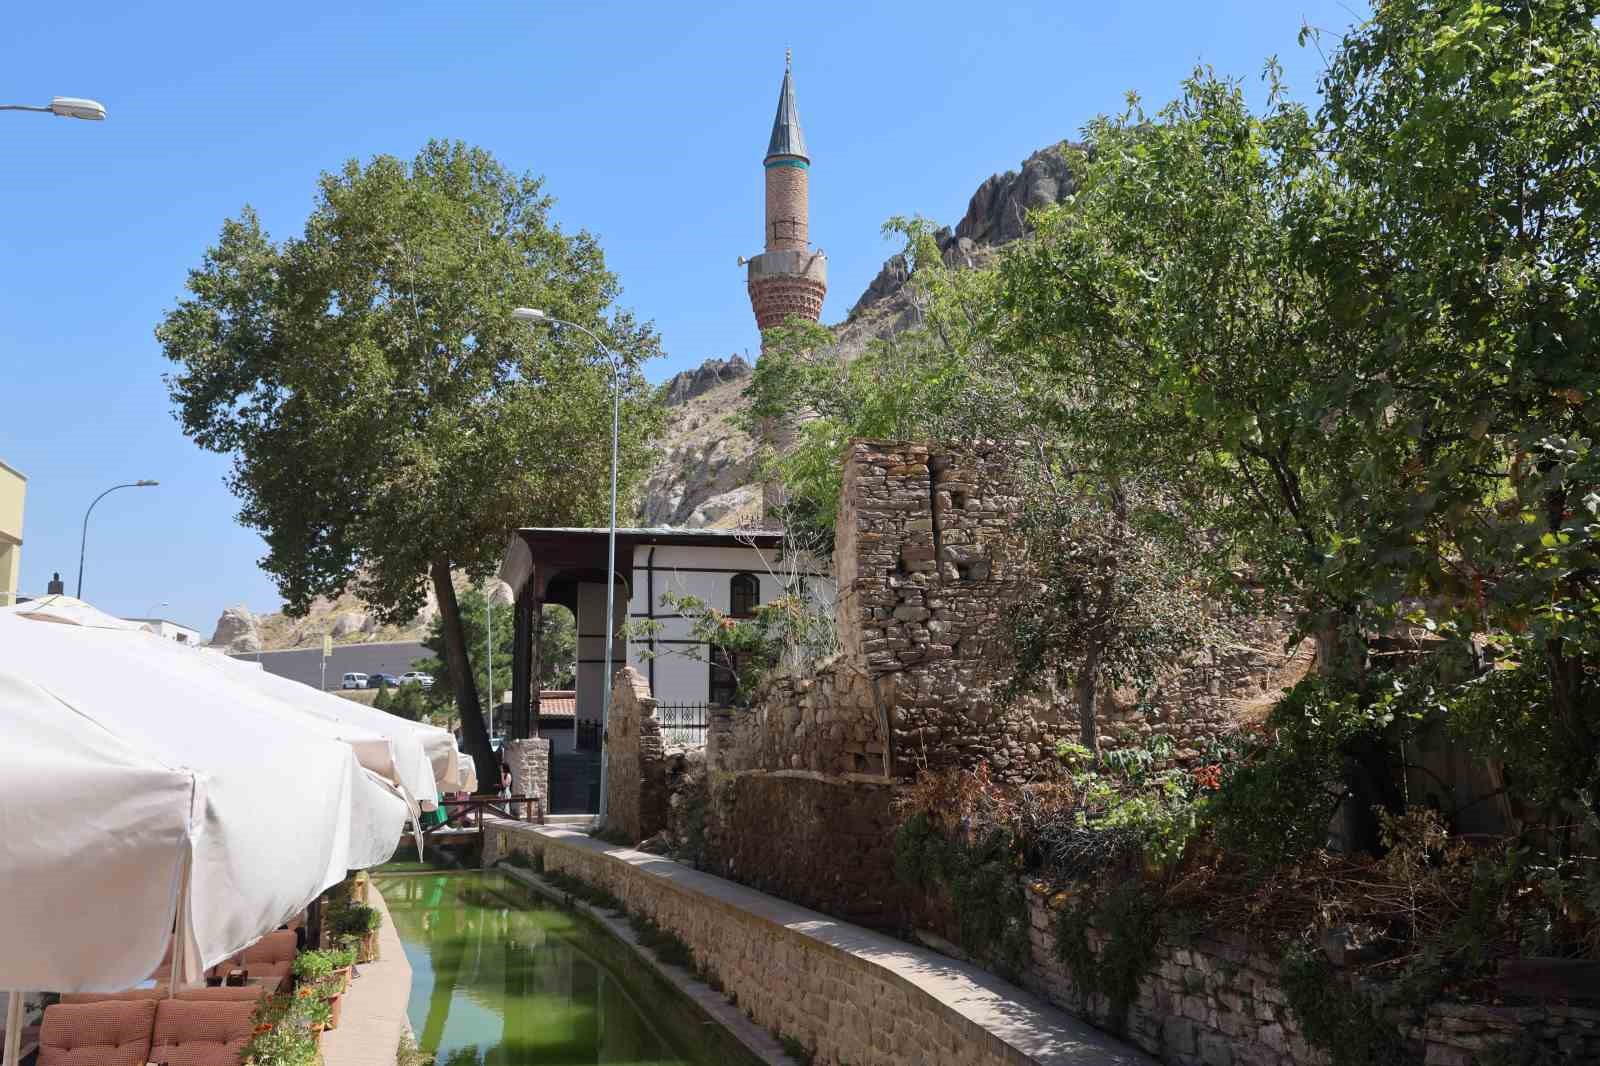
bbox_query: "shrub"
[328,902,382,938]
[289,950,336,982]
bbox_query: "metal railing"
[657,702,710,747]
[422,794,544,850]
[575,719,602,752]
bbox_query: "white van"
[340,672,368,690]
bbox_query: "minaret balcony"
[745,248,828,286]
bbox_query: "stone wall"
[733,440,1308,784]
[504,737,550,814]
[1011,882,1600,1066]
[706,770,904,929]
[486,824,1149,1066]
[603,666,668,842]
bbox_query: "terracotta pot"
[332,967,351,994]
[357,931,380,964]
[325,995,342,1030]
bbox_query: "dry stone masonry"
[731,440,1304,784]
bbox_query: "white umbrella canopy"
[0,613,408,990]
[3,600,432,805]
[0,670,196,992]
[455,748,479,794]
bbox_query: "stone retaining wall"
[1015,883,1600,1066]
[706,770,904,929]
[484,823,1152,1066]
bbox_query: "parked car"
[340,672,368,690]
[399,671,433,688]
[366,673,399,689]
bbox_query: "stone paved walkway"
[502,823,1155,1066]
[321,885,412,1066]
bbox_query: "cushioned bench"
[38,998,256,1066]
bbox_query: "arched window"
[729,572,760,618]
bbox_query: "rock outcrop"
[849,142,1077,319]
[209,604,262,653]
[661,355,751,407]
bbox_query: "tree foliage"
[158,141,662,788]
[412,591,575,721]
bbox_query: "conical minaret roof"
[764,53,808,162]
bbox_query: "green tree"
[412,591,575,721]
[1311,0,1600,840]
[158,141,662,791]
[996,70,1415,844]
[373,684,430,723]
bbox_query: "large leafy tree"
[996,71,1414,843]
[159,141,661,791]
[1313,0,1600,839]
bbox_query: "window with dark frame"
[730,572,760,618]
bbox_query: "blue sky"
[0,0,1365,634]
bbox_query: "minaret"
[746,51,827,337]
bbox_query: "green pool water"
[374,870,757,1066]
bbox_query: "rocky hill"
[211,574,512,654]
[635,141,1078,528]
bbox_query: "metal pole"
[599,361,620,825]
[76,480,156,599]
[485,584,494,739]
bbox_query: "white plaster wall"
[624,542,834,705]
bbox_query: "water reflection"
[376,872,705,1066]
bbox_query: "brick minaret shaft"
[746,52,827,336]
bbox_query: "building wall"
[131,619,203,645]
[623,542,832,708]
[575,581,624,723]
[0,460,26,607]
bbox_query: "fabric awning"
[0,612,407,992]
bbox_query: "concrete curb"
[321,884,412,1066]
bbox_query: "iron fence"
[657,702,710,748]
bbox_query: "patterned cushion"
[39,1000,157,1066]
[151,1000,255,1066]
[239,931,296,966]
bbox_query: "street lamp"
[77,480,157,600]
[513,306,623,825]
[0,97,107,121]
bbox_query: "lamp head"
[49,97,106,121]
[511,307,548,325]
[135,479,158,487]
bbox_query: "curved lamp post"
[513,307,623,824]
[0,97,107,120]
[77,480,157,600]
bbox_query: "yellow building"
[0,459,25,606]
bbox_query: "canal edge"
[496,863,794,1066]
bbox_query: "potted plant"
[327,942,357,993]
[242,995,318,1066]
[329,903,383,963]
[290,950,335,987]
